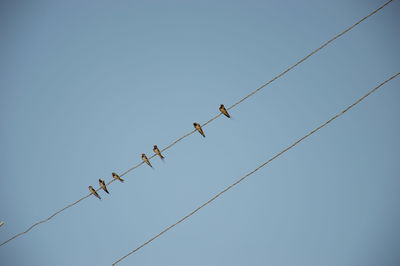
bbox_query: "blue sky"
[1,0,399,265]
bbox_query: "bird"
[219,104,230,118]
[89,186,101,200]
[112,172,124,182]
[0,221,4,227]
[193,122,205,137]
[153,145,164,160]
[99,179,109,194]
[142,153,152,167]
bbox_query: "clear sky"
[1,0,399,265]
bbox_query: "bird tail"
[119,178,124,183]
[145,159,153,168]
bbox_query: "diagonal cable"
[111,71,400,265]
[0,0,393,247]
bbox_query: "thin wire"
[226,0,394,112]
[0,0,393,248]
[112,72,400,265]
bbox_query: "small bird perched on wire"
[193,122,205,137]
[142,153,152,167]
[112,172,124,182]
[219,104,231,118]
[99,179,109,194]
[153,145,164,160]
[89,186,101,200]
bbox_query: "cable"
[111,72,400,265]
[0,0,393,247]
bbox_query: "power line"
[111,72,400,265]
[0,0,393,248]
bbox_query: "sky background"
[1,0,399,265]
